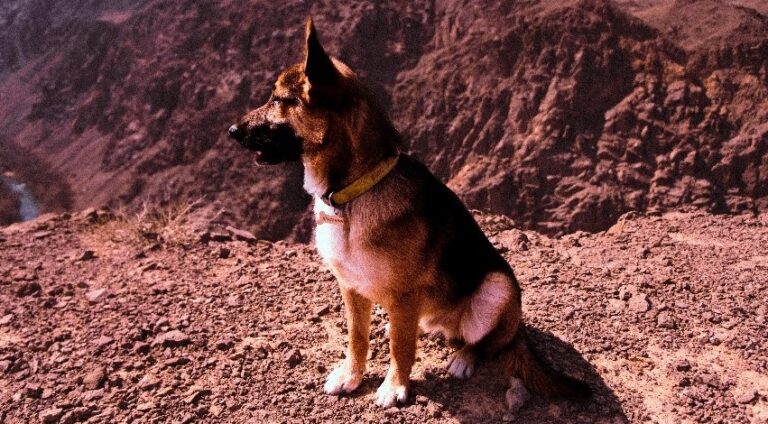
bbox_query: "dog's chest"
[313,199,383,299]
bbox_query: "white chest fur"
[313,198,387,299]
[313,198,346,265]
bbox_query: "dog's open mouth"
[245,125,303,165]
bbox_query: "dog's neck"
[302,149,398,201]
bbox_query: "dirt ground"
[1,208,767,423]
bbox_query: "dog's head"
[227,17,361,165]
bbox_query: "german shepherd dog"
[228,18,590,409]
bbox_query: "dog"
[228,17,591,409]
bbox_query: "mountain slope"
[1,0,767,238]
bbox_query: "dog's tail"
[499,327,592,400]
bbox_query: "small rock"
[0,314,13,325]
[163,356,191,367]
[505,377,530,413]
[157,330,190,348]
[215,337,234,351]
[226,226,258,243]
[134,342,151,354]
[426,401,442,418]
[138,375,161,391]
[210,404,223,417]
[83,367,107,390]
[78,250,96,261]
[285,349,302,367]
[136,402,155,412]
[209,232,232,242]
[32,230,53,240]
[607,299,625,312]
[40,407,64,424]
[219,247,231,259]
[16,281,41,297]
[185,387,212,404]
[657,312,676,329]
[60,407,91,424]
[24,383,43,398]
[618,284,636,301]
[314,305,331,317]
[95,336,114,350]
[85,288,108,303]
[674,359,691,372]
[415,395,429,405]
[627,294,650,313]
[734,389,757,404]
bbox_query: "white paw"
[375,377,408,407]
[447,349,476,379]
[323,364,363,395]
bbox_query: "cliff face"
[1,0,767,238]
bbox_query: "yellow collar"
[322,155,400,207]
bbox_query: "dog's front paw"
[375,376,408,407]
[323,363,363,395]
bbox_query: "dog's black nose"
[228,124,244,142]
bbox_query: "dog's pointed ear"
[304,17,338,85]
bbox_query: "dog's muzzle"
[226,122,302,164]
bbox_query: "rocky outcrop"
[0,0,767,237]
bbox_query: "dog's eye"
[272,96,298,106]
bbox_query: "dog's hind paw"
[323,363,363,395]
[447,346,476,379]
[375,377,408,408]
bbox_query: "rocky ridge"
[0,0,767,238]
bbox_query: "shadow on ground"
[346,326,625,423]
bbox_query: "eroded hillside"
[0,0,767,238]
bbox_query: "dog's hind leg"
[447,343,479,379]
[324,286,372,395]
[448,272,520,379]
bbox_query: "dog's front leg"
[324,286,372,395]
[376,293,419,407]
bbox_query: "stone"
[285,349,302,367]
[674,359,691,372]
[95,336,114,350]
[40,407,64,424]
[157,330,190,348]
[83,367,107,390]
[136,402,156,412]
[505,377,530,413]
[226,226,258,243]
[24,383,43,398]
[215,337,234,351]
[138,375,161,391]
[734,389,757,404]
[657,312,676,329]
[219,247,231,259]
[0,314,13,325]
[185,387,212,404]
[628,293,650,313]
[163,356,191,367]
[78,250,96,261]
[16,281,41,297]
[85,288,108,303]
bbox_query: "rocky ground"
[1,208,766,423]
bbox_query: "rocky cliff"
[1,0,766,238]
